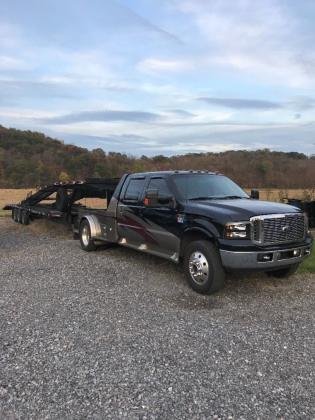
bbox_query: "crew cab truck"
[74,171,313,294]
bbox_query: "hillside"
[0,125,314,189]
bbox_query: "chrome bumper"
[220,245,312,270]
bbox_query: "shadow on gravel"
[3,218,307,306]
[3,218,72,239]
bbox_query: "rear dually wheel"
[79,219,97,252]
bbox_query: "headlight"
[224,222,250,239]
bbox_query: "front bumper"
[220,244,312,270]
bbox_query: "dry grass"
[245,188,315,201]
[0,189,33,216]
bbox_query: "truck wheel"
[12,208,17,221]
[266,264,299,278]
[183,240,225,294]
[79,220,97,252]
[21,211,30,225]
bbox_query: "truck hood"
[185,198,301,222]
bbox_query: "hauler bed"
[4,178,120,227]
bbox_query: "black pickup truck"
[7,171,313,294]
[74,171,312,294]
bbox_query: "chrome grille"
[251,213,306,245]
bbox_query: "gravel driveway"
[0,218,314,419]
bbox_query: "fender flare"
[184,226,216,238]
[180,227,217,255]
[80,215,102,239]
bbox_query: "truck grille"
[251,213,306,245]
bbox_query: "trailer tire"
[17,208,23,224]
[14,208,19,223]
[183,240,225,294]
[21,210,30,225]
[11,208,15,220]
[79,219,97,252]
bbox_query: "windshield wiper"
[188,196,217,200]
[219,195,247,199]
[188,195,247,200]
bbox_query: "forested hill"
[0,125,314,188]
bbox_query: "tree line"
[0,125,314,189]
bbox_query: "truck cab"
[78,171,313,294]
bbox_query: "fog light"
[258,253,273,262]
[293,249,301,257]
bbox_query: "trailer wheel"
[21,210,30,225]
[11,208,15,220]
[17,208,23,224]
[14,208,19,223]
[183,240,225,294]
[79,219,97,251]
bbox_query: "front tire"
[266,264,299,278]
[183,240,225,294]
[79,220,97,252]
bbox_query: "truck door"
[141,177,180,260]
[117,176,147,246]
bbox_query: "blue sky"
[1,0,315,155]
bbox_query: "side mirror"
[250,189,259,200]
[158,194,174,206]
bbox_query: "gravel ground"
[0,218,314,419]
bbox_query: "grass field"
[0,189,33,216]
[245,188,315,201]
[298,244,315,273]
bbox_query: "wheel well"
[180,230,215,257]
[79,217,87,227]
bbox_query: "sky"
[1,0,315,156]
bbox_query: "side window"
[146,178,171,196]
[124,178,146,202]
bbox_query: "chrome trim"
[250,213,306,246]
[220,245,311,270]
[81,215,102,238]
[189,251,209,285]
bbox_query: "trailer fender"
[80,215,102,239]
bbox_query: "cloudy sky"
[1,0,315,155]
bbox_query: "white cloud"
[138,57,194,74]
[0,55,30,70]
[0,21,22,49]
[175,0,315,87]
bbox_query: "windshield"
[172,174,248,200]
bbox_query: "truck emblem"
[282,225,289,232]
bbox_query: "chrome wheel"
[188,251,209,285]
[81,225,90,246]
